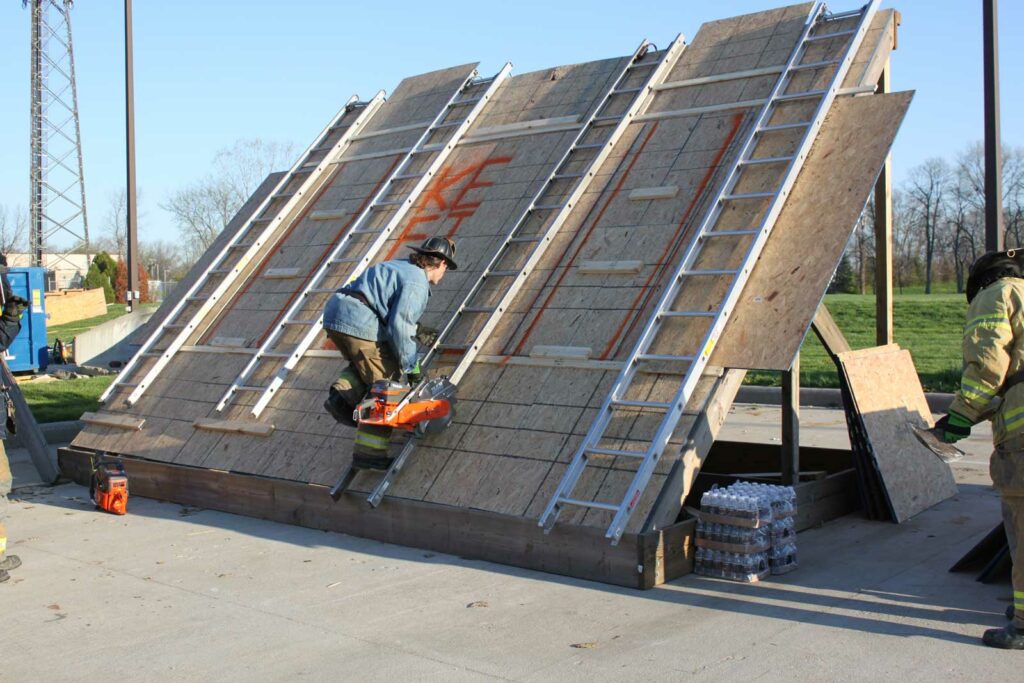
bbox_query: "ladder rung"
[141,351,162,357]
[487,270,520,278]
[636,354,696,362]
[164,323,187,330]
[558,497,619,512]
[391,172,425,181]
[452,96,482,106]
[234,385,264,392]
[230,242,254,249]
[584,447,647,459]
[790,59,840,72]
[532,203,567,211]
[260,351,290,359]
[292,167,314,175]
[682,269,738,277]
[806,29,856,43]
[210,268,231,275]
[705,229,759,237]
[609,399,672,410]
[330,257,360,265]
[433,119,466,129]
[311,144,334,153]
[351,227,381,234]
[611,86,643,95]
[373,199,404,207]
[461,305,496,314]
[758,121,811,134]
[592,115,621,123]
[573,142,605,150]
[739,155,794,166]
[627,60,657,70]
[251,216,274,223]
[272,191,298,200]
[185,296,204,302]
[281,319,318,326]
[306,288,336,295]
[552,173,584,181]
[509,235,541,243]
[469,75,497,86]
[661,310,717,318]
[774,89,827,103]
[437,344,470,352]
[721,192,774,201]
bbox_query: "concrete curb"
[735,385,954,413]
[8,419,83,448]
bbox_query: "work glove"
[406,361,423,387]
[935,412,973,443]
[2,295,29,323]
[415,323,439,347]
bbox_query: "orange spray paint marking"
[384,155,513,259]
[504,123,661,358]
[599,112,747,360]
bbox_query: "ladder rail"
[102,93,384,405]
[237,63,513,418]
[426,36,686,385]
[541,0,880,543]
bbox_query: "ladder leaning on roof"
[539,0,881,544]
[364,35,688,509]
[215,64,514,417]
[99,92,387,407]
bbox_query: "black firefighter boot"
[323,389,357,428]
[983,623,1024,650]
[0,555,21,572]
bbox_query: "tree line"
[834,141,1024,295]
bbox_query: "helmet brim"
[409,246,458,270]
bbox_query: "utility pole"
[125,0,140,309]
[26,0,90,274]
[983,0,1003,252]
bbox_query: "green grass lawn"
[47,303,159,346]
[19,375,115,423]
[744,292,966,392]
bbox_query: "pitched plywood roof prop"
[66,2,912,587]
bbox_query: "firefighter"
[321,237,456,469]
[0,255,29,584]
[936,250,1024,649]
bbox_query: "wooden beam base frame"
[58,446,693,590]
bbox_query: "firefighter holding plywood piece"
[321,237,456,470]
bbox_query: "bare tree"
[139,239,185,282]
[905,158,950,294]
[162,137,297,263]
[0,205,27,255]
[891,188,919,293]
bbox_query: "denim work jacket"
[322,259,429,373]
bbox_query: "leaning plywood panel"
[836,345,957,523]
[711,90,913,370]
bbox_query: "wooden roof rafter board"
[102,92,387,408]
[710,90,914,370]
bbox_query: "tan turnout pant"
[992,442,1024,628]
[326,329,403,459]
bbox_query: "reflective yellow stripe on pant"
[354,424,392,458]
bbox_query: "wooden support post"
[2,360,58,484]
[874,60,894,346]
[781,354,800,486]
[811,303,853,358]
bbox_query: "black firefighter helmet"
[966,249,1024,303]
[409,236,458,270]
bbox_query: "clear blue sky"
[0,0,1020,246]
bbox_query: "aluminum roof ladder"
[216,64,513,417]
[101,93,387,406]
[539,0,881,544]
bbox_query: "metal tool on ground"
[539,0,881,544]
[330,377,457,503]
[90,457,128,515]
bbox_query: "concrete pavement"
[1,406,1019,681]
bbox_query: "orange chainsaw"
[354,376,456,435]
[90,458,129,515]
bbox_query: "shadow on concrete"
[11,480,1008,648]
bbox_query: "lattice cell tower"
[26,0,89,267]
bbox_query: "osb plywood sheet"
[836,346,957,523]
[711,91,913,370]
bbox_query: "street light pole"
[125,0,140,308]
[983,0,1003,252]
